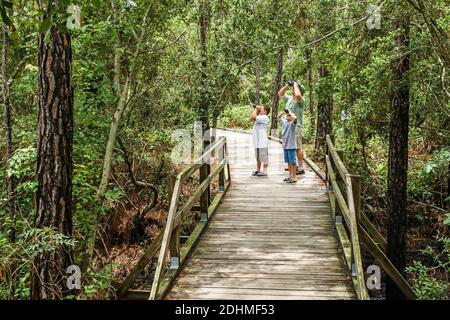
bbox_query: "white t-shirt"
[252,115,269,148]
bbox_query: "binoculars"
[287,80,295,87]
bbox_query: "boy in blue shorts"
[278,109,298,183]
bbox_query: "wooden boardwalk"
[165,130,355,300]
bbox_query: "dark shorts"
[284,149,297,164]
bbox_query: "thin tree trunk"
[2,19,16,243]
[314,66,333,150]
[199,0,210,140]
[97,76,131,199]
[386,9,410,300]
[306,47,314,133]
[111,0,121,97]
[270,48,284,132]
[199,0,211,206]
[32,0,74,300]
[90,5,152,273]
[97,5,152,200]
[255,60,261,104]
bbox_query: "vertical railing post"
[166,175,180,269]
[200,163,209,222]
[169,227,180,269]
[350,175,362,223]
[224,140,230,183]
[326,134,335,188]
[350,174,361,276]
[326,135,335,220]
[218,138,225,192]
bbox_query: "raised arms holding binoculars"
[278,80,303,102]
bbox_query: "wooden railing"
[116,136,231,300]
[326,134,416,300]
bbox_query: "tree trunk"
[97,76,131,198]
[97,5,152,199]
[386,10,410,300]
[111,0,121,97]
[270,47,284,132]
[199,0,211,206]
[199,0,210,140]
[255,60,260,104]
[2,20,16,243]
[306,47,314,133]
[314,66,333,150]
[32,0,74,300]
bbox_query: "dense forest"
[0,0,448,300]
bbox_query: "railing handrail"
[325,134,416,300]
[149,136,230,300]
[325,134,369,300]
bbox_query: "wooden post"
[335,150,345,223]
[225,141,231,182]
[326,134,335,188]
[166,175,180,269]
[336,150,347,201]
[219,140,225,192]
[169,227,180,269]
[200,163,209,221]
[327,134,335,154]
[350,175,362,223]
[167,175,176,202]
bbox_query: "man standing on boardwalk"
[250,104,271,176]
[278,80,306,174]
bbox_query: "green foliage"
[218,105,254,130]
[65,266,115,300]
[0,228,76,299]
[406,261,449,300]
[406,236,450,300]
[0,0,13,26]
[408,146,450,203]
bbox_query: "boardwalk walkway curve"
[165,129,355,300]
[117,129,416,300]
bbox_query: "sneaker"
[256,172,266,177]
[296,169,305,175]
[251,171,260,176]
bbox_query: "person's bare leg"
[263,161,268,175]
[291,164,297,181]
[256,161,261,172]
[297,149,305,173]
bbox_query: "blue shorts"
[284,149,297,164]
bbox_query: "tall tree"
[314,65,333,150]
[299,2,315,134]
[2,8,16,242]
[270,47,284,132]
[31,0,74,300]
[254,60,260,105]
[97,5,152,199]
[198,0,211,209]
[198,0,210,140]
[313,0,335,151]
[386,3,411,300]
[306,47,314,131]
